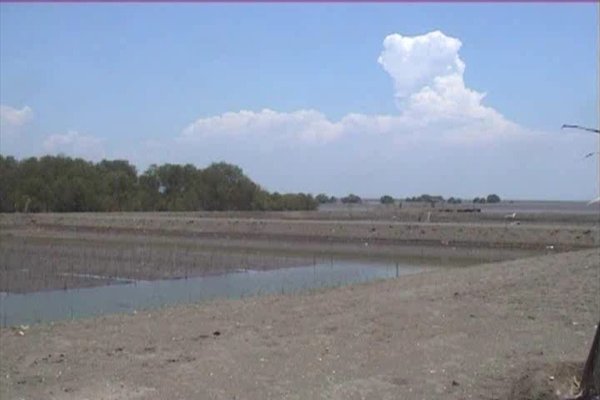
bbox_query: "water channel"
[1,259,423,327]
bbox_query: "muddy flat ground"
[0,234,320,293]
[1,248,598,400]
[0,206,599,399]
[1,208,597,293]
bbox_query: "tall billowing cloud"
[377,31,522,142]
[378,30,465,101]
[170,30,599,200]
[6,30,591,199]
[181,31,526,146]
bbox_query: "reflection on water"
[0,260,421,327]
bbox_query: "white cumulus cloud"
[179,30,529,146]
[180,108,344,144]
[0,104,33,133]
[379,31,525,142]
[378,30,465,100]
[43,130,105,160]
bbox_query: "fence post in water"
[396,262,399,278]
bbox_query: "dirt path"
[1,249,598,400]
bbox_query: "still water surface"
[0,260,422,327]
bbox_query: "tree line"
[405,194,501,205]
[316,193,502,206]
[0,155,317,213]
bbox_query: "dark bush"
[486,194,501,203]
[380,195,395,205]
[341,194,362,204]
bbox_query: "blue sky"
[1,3,598,200]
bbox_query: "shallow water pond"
[0,260,422,327]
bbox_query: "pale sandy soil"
[1,249,598,400]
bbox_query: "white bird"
[588,197,600,205]
[504,212,517,219]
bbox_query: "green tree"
[315,194,330,204]
[380,195,395,205]
[97,160,138,211]
[0,155,319,213]
[486,194,501,203]
[137,165,162,211]
[0,156,19,212]
[341,194,362,204]
[201,162,259,211]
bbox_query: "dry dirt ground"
[1,249,598,400]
